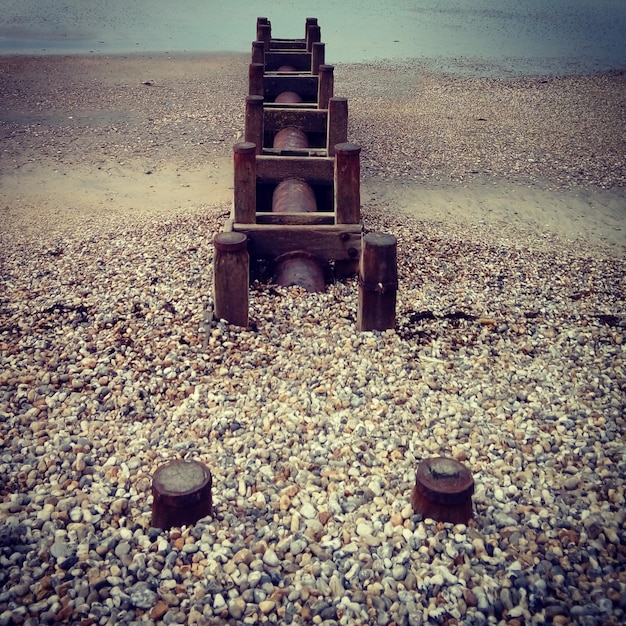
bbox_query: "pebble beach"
[1,50,626,626]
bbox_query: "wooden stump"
[411,457,474,524]
[317,64,334,109]
[357,232,397,331]
[213,231,249,327]
[334,142,361,224]
[233,142,257,224]
[152,460,213,530]
[245,95,264,153]
[311,42,325,74]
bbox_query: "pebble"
[0,125,624,626]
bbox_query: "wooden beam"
[233,224,361,260]
[256,155,334,184]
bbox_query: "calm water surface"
[1,0,625,76]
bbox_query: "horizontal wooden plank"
[265,52,312,72]
[255,212,335,226]
[262,148,328,157]
[233,224,362,260]
[256,155,334,184]
[264,108,327,133]
[264,75,318,101]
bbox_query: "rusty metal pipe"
[275,91,303,104]
[274,251,326,293]
[272,178,317,213]
[273,126,309,151]
[277,65,296,72]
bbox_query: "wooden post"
[357,232,397,332]
[318,64,334,109]
[249,63,264,96]
[334,142,361,224]
[233,142,257,223]
[328,97,348,157]
[305,17,318,38]
[411,457,474,524]
[306,24,321,52]
[213,231,249,327]
[312,42,325,75]
[258,23,271,50]
[251,40,265,65]
[245,95,264,154]
[152,460,212,530]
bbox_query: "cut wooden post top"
[214,231,248,250]
[234,141,257,154]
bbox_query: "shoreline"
[1,52,625,626]
[1,53,624,255]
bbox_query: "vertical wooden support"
[152,460,213,530]
[233,142,257,223]
[251,40,265,65]
[213,232,249,327]
[357,232,398,332]
[334,142,361,224]
[258,23,271,50]
[312,42,325,75]
[318,64,334,109]
[305,17,318,38]
[307,24,321,52]
[328,97,348,157]
[249,63,264,96]
[245,95,264,154]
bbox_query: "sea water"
[1,0,625,76]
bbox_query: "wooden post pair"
[248,63,333,106]
[233,141,361,224]
[244,94,348,156]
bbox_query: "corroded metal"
[272,178,317,213]
[411,457,474,524]
[274,251,326,292]
[273,126,309,151]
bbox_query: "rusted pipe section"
[411,457,475,524]
[272,178,317,213]
[277,65,296,72]
[274,251,326,293]
[275,91,303,104]
[273,126,309,151]
[151,459,213,530]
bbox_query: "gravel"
[0,53,625,625]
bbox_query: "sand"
[0,53,625,256]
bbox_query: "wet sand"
[0,53,624,256]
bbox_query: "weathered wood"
[255,212,335,226]
[357,232,397,331]
[318,65,334,109]
[258,23,271,50]
[264,107,327,133]
[256,154,334,184]
[213,231,249,327]
[334,143,361,224]
[152,460,212,530]
[263,75,319,102]
[311,42,325,74]
[251,40,265,65]
[245,95,264,154]
[233,224,361,260]
[327,97,348,157]
[249,63,264,96]
[306,24,321,51]
[233,142,257,223]
[264,51,312,72]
